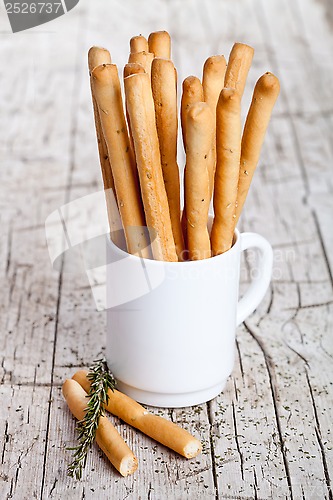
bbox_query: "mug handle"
[236,232,273,326]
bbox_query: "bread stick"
[62,379,138,477]
[235,72,280,224]
[180,76,204,150]
[124,72,178,261]
[185,103,214,260]
[128,51,154,78]
[88,46,112,72]
[87,48,126,246]
[148,30,171,59]
[211,88,242,255]
[224,43,254,98]
[91,64,150,257]
[123,62,145,78]
[180,76,204,251]
[151,58,185,261]
[202,55,227,198]
[130,35,148,54]
[73,371,202,459]
[88,49,114,195]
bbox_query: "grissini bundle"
[151,58,185,260]
[124,72,178,261]
[202,55,227,198]
[235,72,280,224]
[72,371,202,459]
[180,76,204,150]
[130,34,148,54]
[128,51,154,78]
[185,102,214,260]
[211,88,242,255]
[91,64,150,257]
[148,30,171,59]
[62,379,138,477]
[224,42,254,98]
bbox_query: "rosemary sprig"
[67,358,116,480]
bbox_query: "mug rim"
[107,228,240,266]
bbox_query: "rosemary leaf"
[67,359,116,480]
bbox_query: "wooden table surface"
[1,0,333,498]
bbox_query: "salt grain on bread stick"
[73,371,202,459]
[151,58,185,261]
[91,64,150,257]
[124,72,178,261]
[185,102,214,260]
[211,88,242,255]
[130,35,148,54]
[202,55,227,198]
[62,379,138,477]
[224,42,254,98]
[235,72,280,224]
[128,51,154,78]
[148,30,171,59]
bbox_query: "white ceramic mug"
[106,225,273,408]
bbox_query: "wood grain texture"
[0,0,332,498]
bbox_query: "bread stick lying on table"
[148,30,171,59]
[124,72,178,261]
[151,58,185,261]
[211,88,242,255]
[130,34,148,54]
[128,51,154,78]
[91,64,150,257]
[72,371,202,459]
[185,103,214,260]
[235,72,280,224]
[63,379,138,477]
[224,42,254,98]
[202,55,227,198]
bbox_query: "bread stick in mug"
[148,30,171,59]
[235,72,280,224]
[202,55,227,198]
[62,379,138,477]
[151,58,185,260]
[123,62,145,78]
[124,72,178,261]
[91,64,150,257]
[128,51,154,78]
[185,102,214,260]
[88,47,114,195]
[88,47,126,247]
[211,88,241,255]
[180,76,205,250]
[72,371,202,459]
[224,42,254,98]
[130,35,148,54]
[180,76,204,150]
